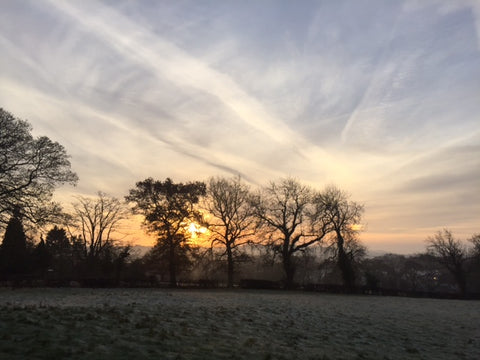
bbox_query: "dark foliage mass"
[126,178,206,287]
[0,211,28,275]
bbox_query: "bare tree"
[204,176,257,287]
[72,192,127,260]
[469,233,480,259]
[468,233,480,293]
[0,108,78,229]
[314,185,364,291]
[253,178,328,289]
[427,229,468,297]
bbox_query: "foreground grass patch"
[0,288,479,359]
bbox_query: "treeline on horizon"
[1,108,480,298]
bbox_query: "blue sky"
[1,0,479,253]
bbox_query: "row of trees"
[4,173,477,296]
[2,201,478,297]
[0,214,131,286]
[0,178,364,291]
[1,108,478,296]
[125,177,364,290]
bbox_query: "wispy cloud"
[1,0,478,252]
[45,1,329,151]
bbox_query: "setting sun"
[350,224,363,231]
[187,222,208,244]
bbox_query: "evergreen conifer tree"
[32,237,51,277]
[0,211,28,275]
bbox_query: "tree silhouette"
[31,237,51,277]
[314,185,364,292]
[64,192,129,283]
[126,178,206,287]
[0,211,28,276]
[45,226,71,259]
[72,192,127,260]
[253,178,328,289]
[468,233,480,293]
[0,108,78,228]
[45,226,75,279]
[427,229,468,297]
[204,176,257,287]
[470,233,480,260]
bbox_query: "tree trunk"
[226,245,234,288]
[168,239,177,288]
[283,253,295,290]
[454,265,467,298]
[336,231,355,292]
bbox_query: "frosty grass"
[0,288,478,359]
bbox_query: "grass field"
[0,288,478,359]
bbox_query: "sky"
[1,0,479,254]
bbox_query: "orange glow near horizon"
[120,215,438,255]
